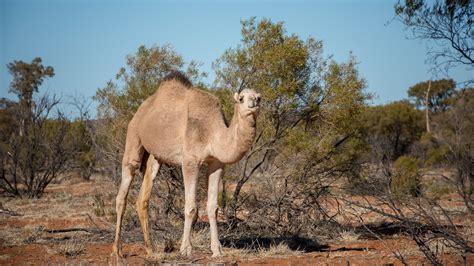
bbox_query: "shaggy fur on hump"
[163,70,192,87]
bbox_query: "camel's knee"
[116,193,126,210]
[117,173,133,196]
[207,204,218,219]
[184,204,198,220]
[136,197,149,212]
[122,160,140,175]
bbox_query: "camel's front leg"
[112,123,143,259]
[207,161,224,257]
[112,162,137,258]
[136,154,160,256]
[180,160,199,257]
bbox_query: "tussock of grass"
[145,252,187,263]
[257,243,302,257]
[55,240,85,258]
[23,226,45,244]
[338,229,360,242]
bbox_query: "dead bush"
[343,161,473,266]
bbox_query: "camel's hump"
[162,70,192,88]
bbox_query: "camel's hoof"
[145,248,154,257]
[211,245,224,258]
[180,245,193,257]
[111,250,123,258]
[110,251,124,264]
[211,252,224,258]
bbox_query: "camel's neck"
[211,105,256,164]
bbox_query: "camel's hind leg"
[112,127,144,258]
[136,153,160,256]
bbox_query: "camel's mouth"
[244,107,260,118]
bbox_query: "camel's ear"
[233,92,239,102]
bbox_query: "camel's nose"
[248,97,261,108]
[248,100,258,108]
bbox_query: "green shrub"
[426,182,451,200]
[391,156,422,197]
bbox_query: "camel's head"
[234,89,261,121]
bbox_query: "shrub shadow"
[220,236,327,252]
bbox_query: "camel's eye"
[256,96,261,103]
[239,96,244,103]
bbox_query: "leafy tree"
[214,17,369,229]
[7,58,55,136]
[408,79,456,113]
[96,45,190,121]
[395,0,473,81]
[408,79,456,132]
[361,100,423,162]
[7,57,54,109]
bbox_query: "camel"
[111,71,261,259]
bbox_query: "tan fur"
[111,78,261,259]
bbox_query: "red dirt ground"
[1,239,472,265]
[1,175,472,265]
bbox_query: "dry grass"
[427,238,463,255]
[1,226,27,246]
[92,193,106,217]
[23,226,45,244]
[257,243,302,257]
[144,251,187,263]
[90,190,117,223]
[223,246,254,257]
[465,225,474,243]
[338,229,361,242]
[54,239,85,258]
[192,228,210,249]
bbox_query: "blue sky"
[1,0,471,113]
